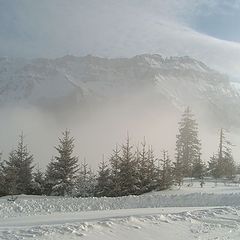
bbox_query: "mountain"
[0,54,240,128]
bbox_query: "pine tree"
[235,164,240,175]
[95,156,111,197]
[208,154,220,179]
[217,128,226,178]
[118,136,139,196]
[3,133,34,195]
[175,107,201,177]
[51,130,79,196]
[173,153,184,187]
[223,147,235,180]
[145,145,158,192]
[159,150,173,190]
[218,129,236,179]
[137,139,152,194]
[32,168,45,195]
[192,155,205,179]
[109,145,122,196]
[74,160,95,197]
[209,129,236,180]
[44,158,58,195]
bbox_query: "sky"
[0,0,240,77]
[190,1,240,42]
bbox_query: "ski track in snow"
[1,182,240,239]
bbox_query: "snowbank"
[1,189,240,219]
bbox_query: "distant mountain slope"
[0,54,240,127]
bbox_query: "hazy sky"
[1,0,240,77]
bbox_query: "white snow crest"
[1,191,240,219]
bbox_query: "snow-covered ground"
[1,181,240,240]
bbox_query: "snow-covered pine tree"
[109,145,122,196]
[192,155,205,179]
[173,152,184,187]
[136,139,150,194]
[2,133,34,195]
[159,150,173,190]
[217,128,226,178]
[208,154,220,179]
[223,148,235,180]
[31,168,45,195]
[74,160,96,197]
[217,129,235,179]
[145,145,158,192]
[118,135,139,196]
[176,107,201,177]
[209,129,236,180]
[95,156,111,197]
[2,151,18,196]
[44,157,59,195]
[51,130,79,196]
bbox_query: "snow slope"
[1,182,240,239]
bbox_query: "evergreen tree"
[32,168,45,195]
[223,147,235,179]
[74,160,96,197]
[44,158,58,195]
[137,139,152,194]
[192,155,205,179]
[217,128,226,178]
[208,154,220,179]
[3,133,34,195]
[159,150,173,190]
[173,153,184,187]
[218,129,236,179]
[109,145,122,196]
[235,163,240,175]
[175,107,201,177]
[145,145,158,191]
[118,136,139,196]
[51,130,79,196]
[2,151,18,195]
[95,156,111,197]
[209,129,236,180]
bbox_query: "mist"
[1,87,239,171]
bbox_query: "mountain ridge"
[0,54,239,128]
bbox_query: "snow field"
[1,182,240,219]
[1,207,240,240]
[1,182,240,239]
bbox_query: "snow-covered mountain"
[0,54,240,127]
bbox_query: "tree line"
[0,107,238,197]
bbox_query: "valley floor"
[1,181,240,240]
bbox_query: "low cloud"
[0,1,240,77]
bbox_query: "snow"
[1,181,240,239]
